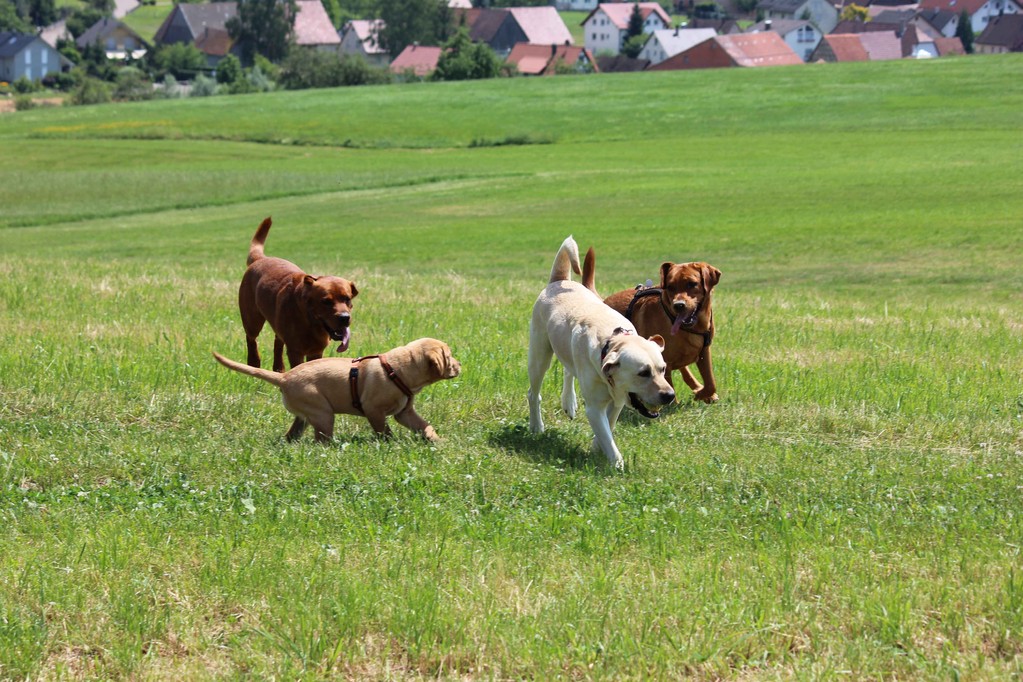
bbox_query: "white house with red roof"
[919,0,1021,34]
[583,3,673,55]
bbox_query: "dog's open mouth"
[326,325,350,352]
[670,307,699,335]
[629,392,661,419]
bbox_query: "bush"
[14,94,36,111]
[216,54,243,85]
[151,43,208,80]
[68,77,111,106]
[156,74,183,99]
[113,66,153,101]
[279,49,391,90]
[246,64,275,92]
[189,73,219,97]
[432,28,501,81]
[12,76,37,94]
[42,71,78,92]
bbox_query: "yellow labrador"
[528,237,675,469]
[214,338,461,442]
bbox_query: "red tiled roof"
[506,43,596,74]
[507,7,573,45]
[858,30,903,59]
[195,26,232,57]
[821,34,870,60]
[717,32,803,66]
[389,44,442,76]
[918,0,990,16]
[294,0,340,46]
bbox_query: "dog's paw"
[562,400,577,419]
[694,390,719,404]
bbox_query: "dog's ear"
[601,351,620,384]
[349,282,359,299]
[303,275,318,288]
[647,334,665,350]
[701,265,721,296]
[659,262,673,288]
[427,346,445,378]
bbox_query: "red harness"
[348,354,414,413]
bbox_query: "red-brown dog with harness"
[595,259,721,403]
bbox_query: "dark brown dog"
[213,338,461,442]
[600,260,721,403]
[238,217,358,372]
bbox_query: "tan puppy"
[601,260,721,403]
[213,338,461,442]
[528,237,675,470]
[238,217,359,372]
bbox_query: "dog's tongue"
[337,327,350,353]
[670,315,684,336]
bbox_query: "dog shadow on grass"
[488,422,619,473]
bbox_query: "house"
[918,0,1022,36]
[648,31,803,68]
[38,20,72,49]
[0,31,70,82]
[389,44,442,77]
[154,2,238,47]
[556,0,599,11]
[915,8,960,37]
[194,27,234,68]
[76,18,150,61]
[747,18,821,61]
[506,42,598,74]
[340,20,388,65]
[448,0,472,7]
[904,28,965,56]
[458,7,574,56]
[975,12,1023,51]
[809,30,903,60]
[756,0,839,33]
[582,3,672,55]
[638,27,716,64]
[154,1,340,54]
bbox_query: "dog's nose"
[672,301,687,311]
[337,312,351,327]
[659,390,675,405]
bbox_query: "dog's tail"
[247,217,273,266]
[548,236,582,284]
[212,351,286,388]
[581,247,598,296]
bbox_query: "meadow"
[1,55,1022,679]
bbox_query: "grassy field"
[1,56,1022,679]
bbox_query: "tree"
[227,0,296,65]
[216,53,243,84]
[838,3,868,22]
[432,27,500,81]
[278,48,390,89]
[626,3,644,39]
[377,0,451,57]
[621,33,646,58]
[956,9,974,53]
[150,42,208,79]
[26,0,57,28]
[0,0,32,32]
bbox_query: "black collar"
[600,327,633,361]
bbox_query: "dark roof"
[976,13,1023,50]
[916,8,957,32]
[75,17,149,49]
[595,53,650,71]
[0,31,37,58]
[831,19,902,34]
[686,18,742,33]
[464,8,510,43]
[154,2,237,44]
[757,0,807,13]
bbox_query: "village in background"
[1,0,1020,108]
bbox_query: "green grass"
[1,56,1023,679]
[121,1,175,43]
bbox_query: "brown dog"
[599,260,721,403]
[213,338,461,442]
[238,217,358,372]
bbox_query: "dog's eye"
[687,281,699,290]
[638,367,652,378]
[322,298,332,306]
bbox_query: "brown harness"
[349,354,414,413]
[624,283,713,350]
